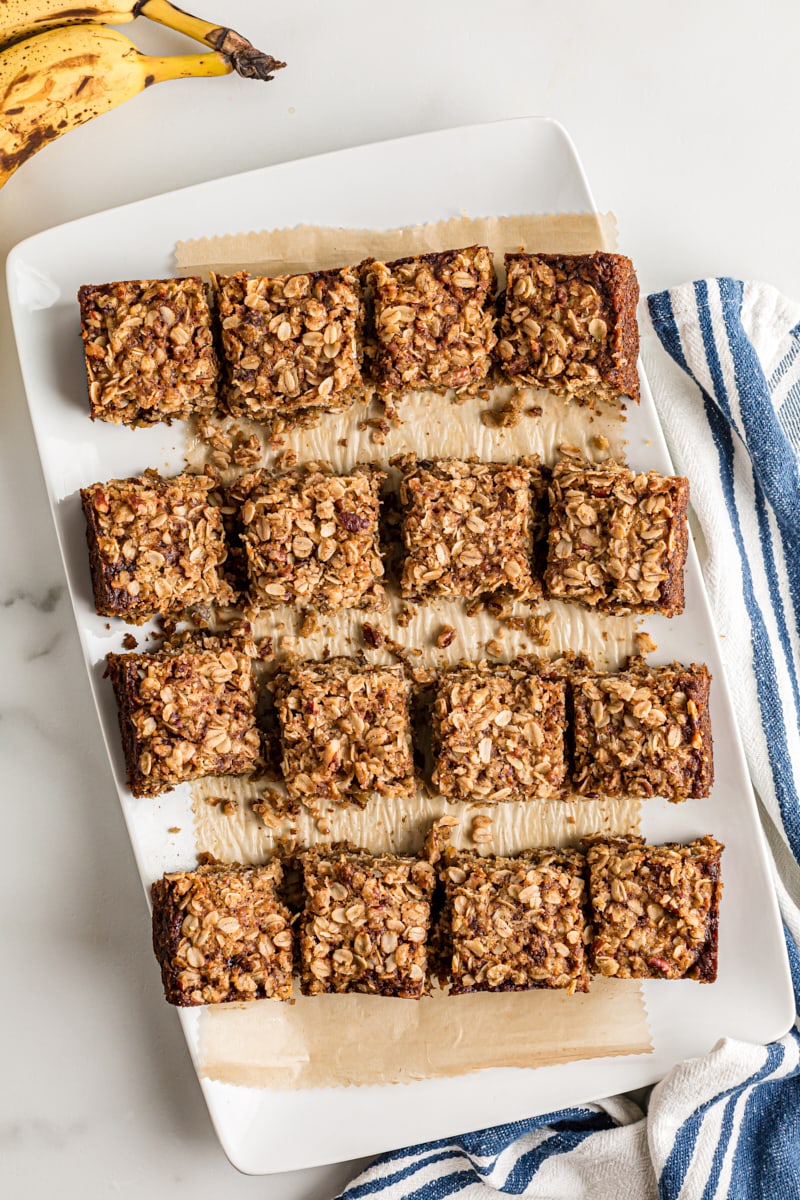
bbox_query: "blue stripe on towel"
[659,1044,785,1200]
[648,288,800,860]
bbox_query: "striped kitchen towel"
[336,281,800,1200]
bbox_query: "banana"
[0,0,285,80]
[0,24,256,187]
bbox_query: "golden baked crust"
[81,471,235,624]
[231,463,386,613]
[363,245,497,397]
[436,848,590,994]
[107,639,260,798]
[572,657,713,801]
[399,458,542,602]
[432,661,567,802]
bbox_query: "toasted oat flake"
[584,835,723,981]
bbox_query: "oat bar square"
[81,471,235,624]
[432,662,567,802]
[78,277,219,426]
[151,861,293,1006]
[585,835,723,982]
[234,464,385,612]
[495,251,640,403]
[274,658,416,806]
[437,848,590,994]
[364,245,497,397]
[107,640,260,797]
[399,459,541,601]
[544,457,690,616]
[299,847,436,998]
[572,659,713,800]
[213,266,364,419]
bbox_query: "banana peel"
[0,0,286,80]
[0,23,282,186]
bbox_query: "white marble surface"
[1,2,798,1195]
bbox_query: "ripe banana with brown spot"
[0,0,285,79]
[0,24,276,187]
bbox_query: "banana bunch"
[0,1,285,187]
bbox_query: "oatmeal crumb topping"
[364,246,497,398]
[585,835,723,981]
[152,861,293,1005]
[438,848,590,994]
[274,657,416,807]
[79,277,218,427]
[300,847,435,998]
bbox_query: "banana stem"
[141,48,232,83]
[136,0,286,80]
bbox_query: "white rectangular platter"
[7,117,794,1176]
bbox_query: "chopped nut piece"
[274,657,416,806]
[636,630,659,655]
[362,621,385,649]
[232,432,263,470]
[213,266,365,420]
[480,394,525,428]
[572,659,713,800]
[151,860,293,1005]
[107,639,260,797]
[437,848,590,994]
[399,459,543,602]
[81,472,235,624]
[299,847,435,998]
[299,612,320,638]
[470,813,493,844]
[495,252,640,404]
[232,464,386,613]
[395,604,416,628]
[545,457,690,616]
[79,277,219,427]
[432,661,568,803]
[584,835,723,981]
[526,612,554,647]
[436,624,457,650]
[422,814,460,864]
[363,246,497,398]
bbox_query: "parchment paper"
[175,211,653,1089]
